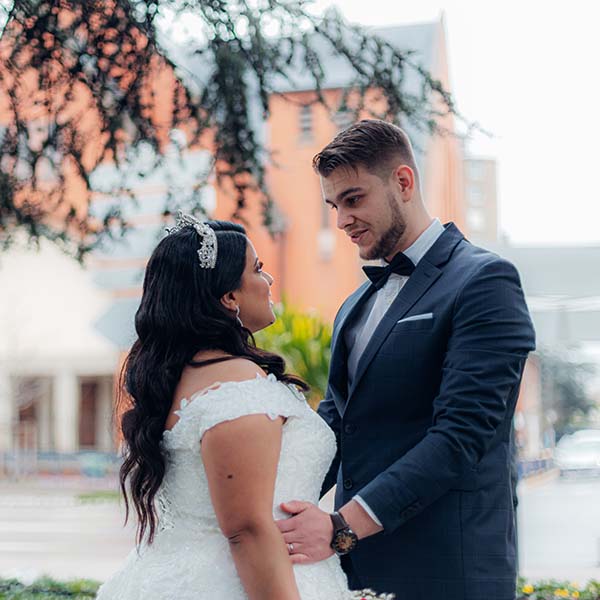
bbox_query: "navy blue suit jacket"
[318,223,535,600]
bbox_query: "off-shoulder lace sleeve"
[162,373,307,451]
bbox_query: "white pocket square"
[396,313,433,324]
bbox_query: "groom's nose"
[336,207,353,230]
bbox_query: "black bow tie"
[362,252,415,290]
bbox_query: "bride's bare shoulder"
[165,359,268,432]
[177,357,266,400]
[213,358,267,382]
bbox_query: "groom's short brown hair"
[313,119,419,182]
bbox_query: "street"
[0,478,135,583]
[517,472,600,582]
[0,473,599,584]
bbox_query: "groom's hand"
[276,501,334,565]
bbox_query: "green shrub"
[255,301,332,409]
[76,490,120,504]
[2,577,599,599]
[0,577,100,599]
[517,577,600,599]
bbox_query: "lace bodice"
[97,373,350,599]
[156,373,337,533]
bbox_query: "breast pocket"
[391,316,435,333]
[379,315,436,360]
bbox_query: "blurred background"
[0,0,599,595]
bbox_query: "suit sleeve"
[357,256,536,532]
[317,384,341,497]
[317,305,347,498]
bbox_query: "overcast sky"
[308,0,599,246]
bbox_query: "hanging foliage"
[0,0,464,259]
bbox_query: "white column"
[53,371,79,453]
[0,369,14,452]
[96,377,115,452]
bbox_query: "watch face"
[333,530,358,554]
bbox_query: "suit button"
[343,478,353,490]
[344,423,356,434]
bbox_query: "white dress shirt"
[349,218,445,527]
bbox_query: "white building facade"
[0,240,119,475]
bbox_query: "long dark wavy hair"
[117,220,308,545]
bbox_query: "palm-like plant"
[255,301,332,409]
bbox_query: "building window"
[318,228,335,261]
[332,109,353,131]
[468,186,484,207]
[79,381,98,449]
[467,208,485,232]
[299,105,313,142]
[467,160,485,182]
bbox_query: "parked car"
[554,430,600,477]
[569,429,600,442]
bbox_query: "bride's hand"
[276,501,335,565]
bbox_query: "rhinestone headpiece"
[167,211,218,269]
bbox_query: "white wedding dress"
[96,374,351,599]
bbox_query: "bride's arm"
[202,413,301,600]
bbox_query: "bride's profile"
[96,214,352,599]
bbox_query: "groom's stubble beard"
[365,191,407,260]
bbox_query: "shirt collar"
[382,218,444,267]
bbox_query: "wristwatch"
[330,511,358,555]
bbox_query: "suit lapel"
[329,282,375,414]
[330,282,373,358]
[347,223,465,400]
[347,261,442,400]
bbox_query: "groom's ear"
[391,164,416,200]
[220,290,239,312]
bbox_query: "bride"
[96,214,356,599]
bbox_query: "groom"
[277,119,535,599]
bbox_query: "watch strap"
[330,511,350,533]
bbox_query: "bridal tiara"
[167,211,218,269]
